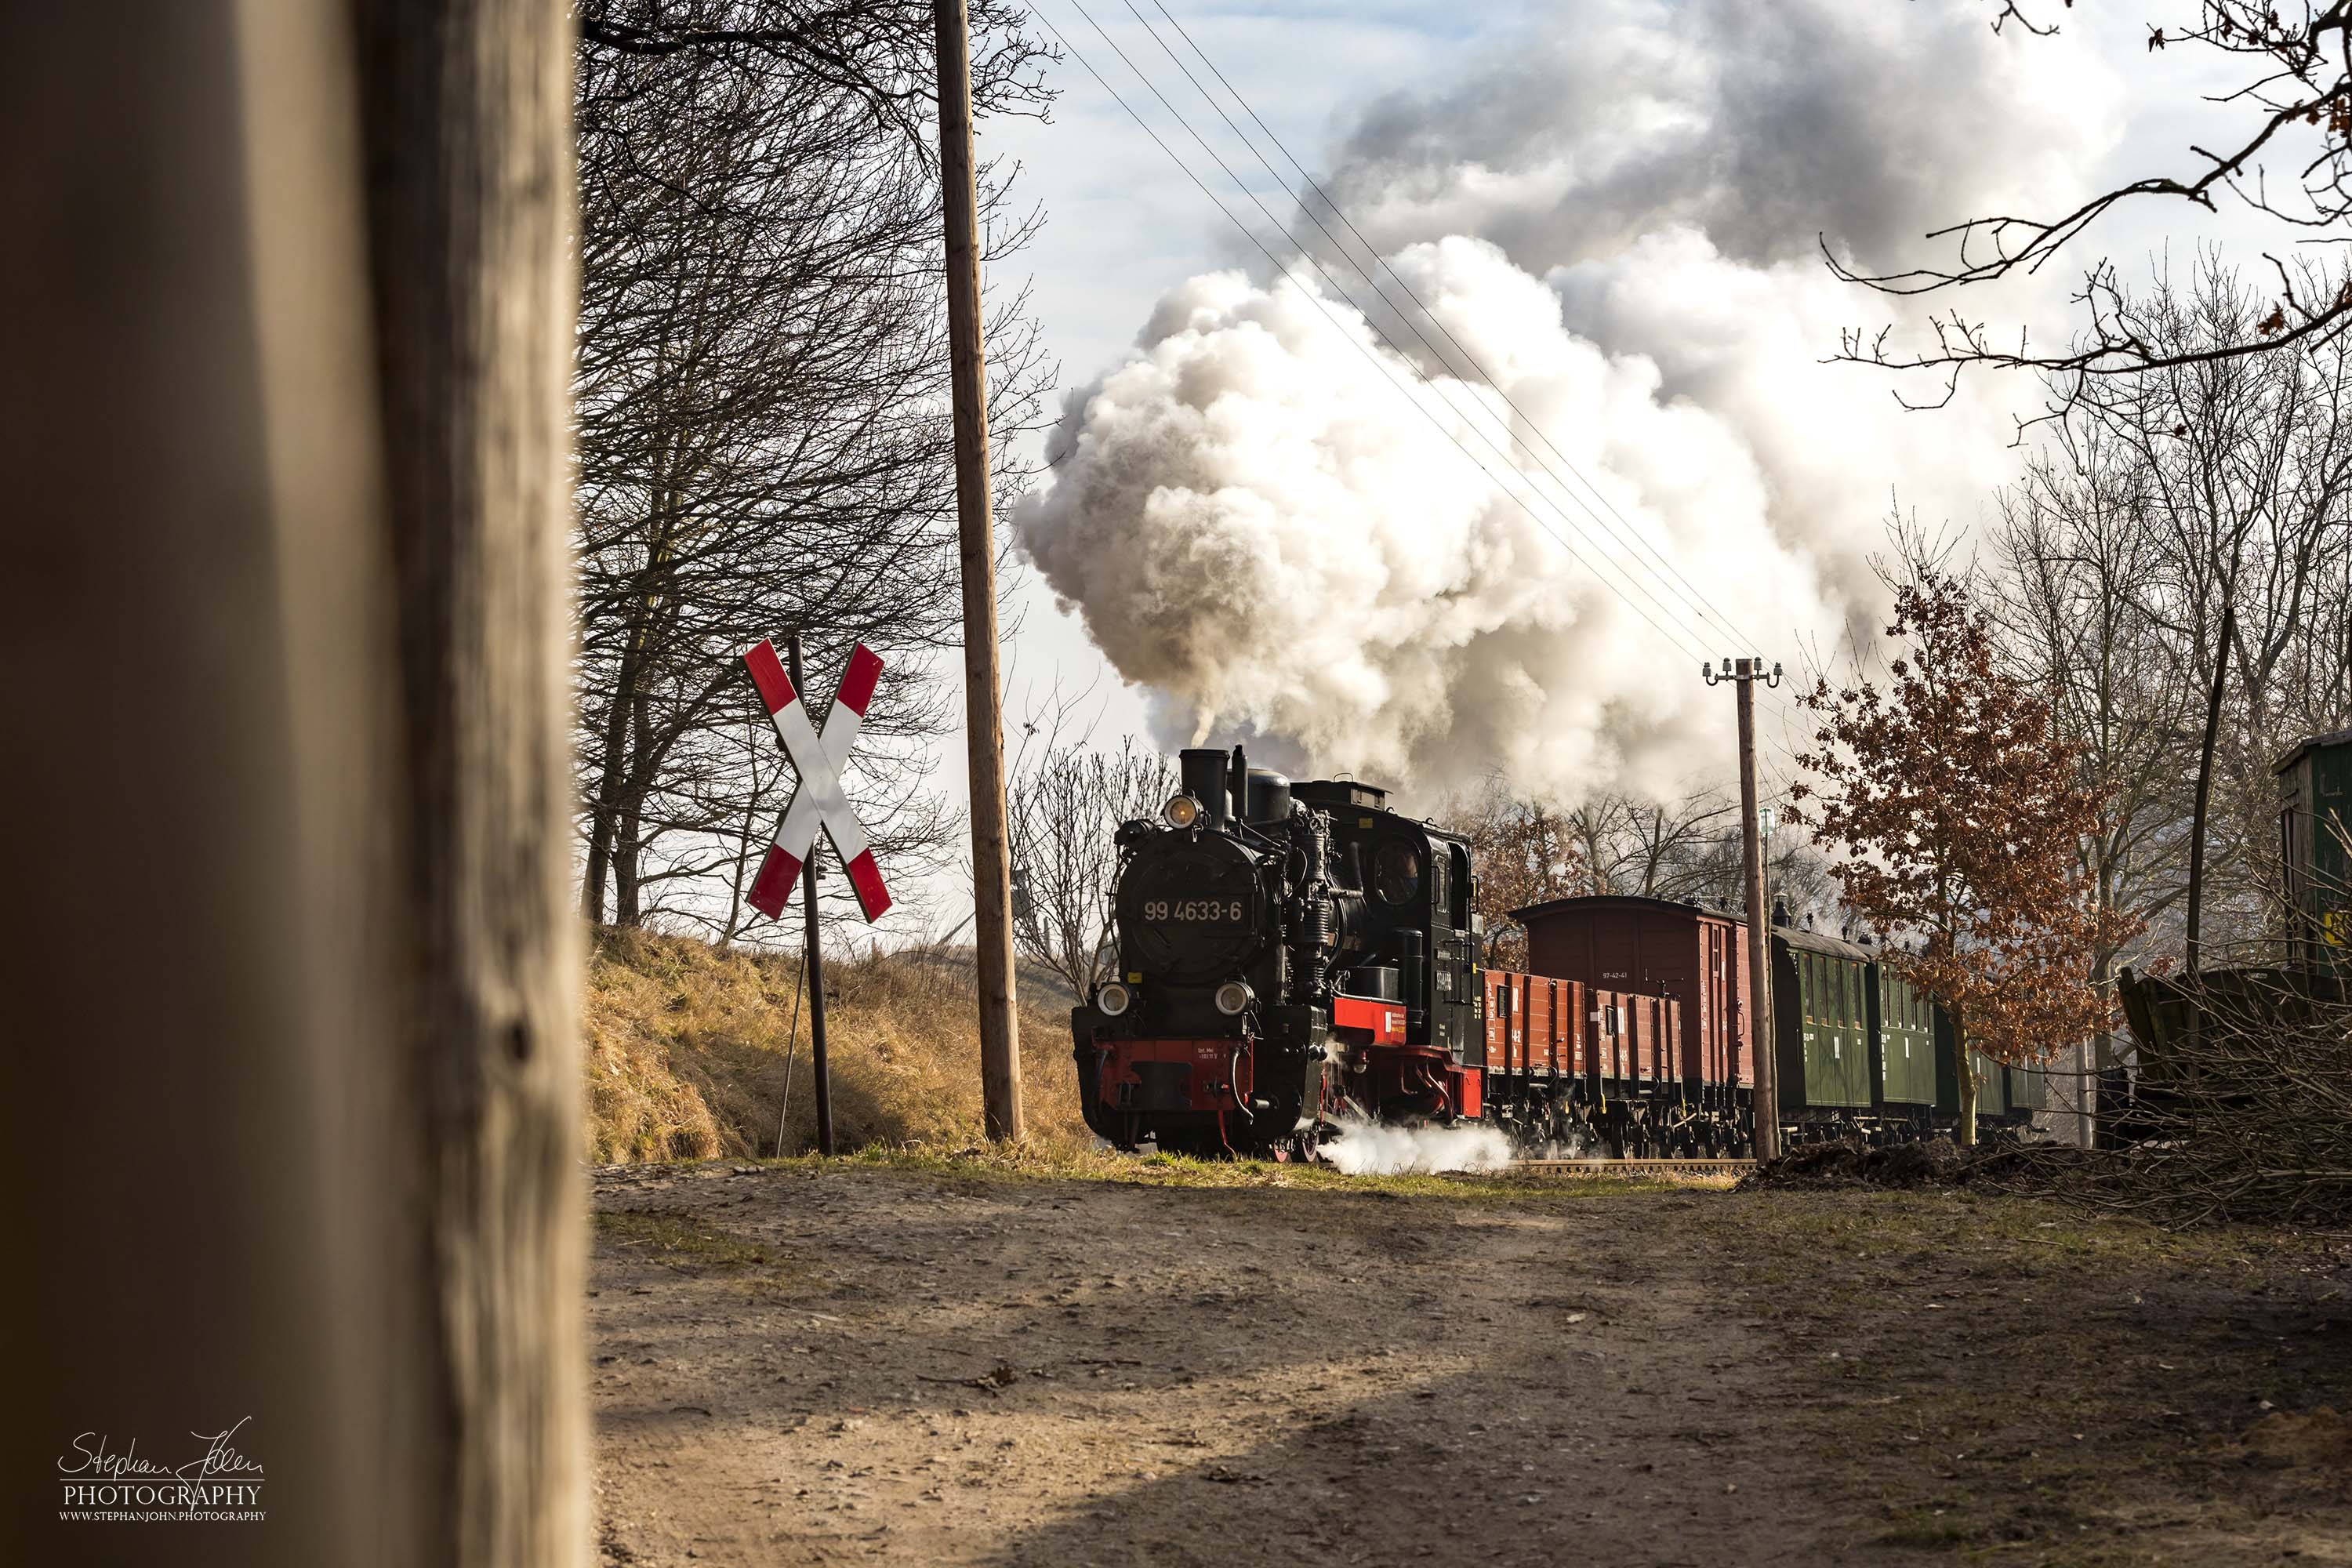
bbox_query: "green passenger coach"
[1772,920,2042,1142]
[1871,965,1938,1118]
[1772,927,1875,1116]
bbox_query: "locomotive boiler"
[1071,746,1483,1157]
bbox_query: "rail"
[1509,1156,1756,1178]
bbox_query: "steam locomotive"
[1069,747,1483,1158]
[1070,746,2047,1160]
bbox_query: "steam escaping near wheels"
[1319,1116,1512,1176]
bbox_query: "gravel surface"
[591,1160,2352,1566]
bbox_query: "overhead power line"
[1031,1,1723,668]
[1131,0,1769,658]
[1036,0,1822,755]
[1121,0,1823,747]
[1059,0,1737,662]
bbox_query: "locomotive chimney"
[1229,744,1248,823]
[1179,748,1230,824]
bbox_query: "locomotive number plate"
[1143,898,1245,922]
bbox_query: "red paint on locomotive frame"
[1330,993,1407,1044]
[1094,1037,1238,1113]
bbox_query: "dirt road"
[591,1159,2352,1566]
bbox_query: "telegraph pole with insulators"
[1706,655,1782,1160]
[932,0,1024,1141]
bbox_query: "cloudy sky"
[898,0,2295,931]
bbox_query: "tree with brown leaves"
[1791,567,2133,1143]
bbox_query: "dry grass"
[582,927,1092,1163]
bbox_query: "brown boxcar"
[1515,895,1753,1097]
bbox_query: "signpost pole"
[933,0,1024,1142]
[789,634,836,1156]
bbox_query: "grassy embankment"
[583,927,1093,1163]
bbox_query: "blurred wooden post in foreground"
[5,2,584,1564]
[933,0,1025,1141]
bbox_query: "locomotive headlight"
[1162,793,1202,829]
[1096,980,1134,1018]
[1214,980,1254,1016]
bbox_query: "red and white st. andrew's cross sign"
[742,638,891,923]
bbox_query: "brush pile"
[1738,1136,2111,1192]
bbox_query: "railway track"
[1511,1156,1757,1178]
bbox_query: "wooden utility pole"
[787,635,837,1154]
[1708,656,1781,1160]
[933,0,1024,1141]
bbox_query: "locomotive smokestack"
[1179,748,1229,824]
[1229,744,1248,824]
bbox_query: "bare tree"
[1835,3,2352,401]
[1005,711,1174,997]
[1987,415,2197,1137]
[572,0,1057,936]
[1439,775,1835,967]
[1439,775,1590,969]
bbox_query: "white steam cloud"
[1319,1114,1512,1176]
[1014,0,2121,804]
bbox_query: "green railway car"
[2115,729,2352,1129]
[1932,1009,2024,1125]
[1772,928,1875,1115]
[1871,966,1937,1108]
[2277,729,2352,975]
